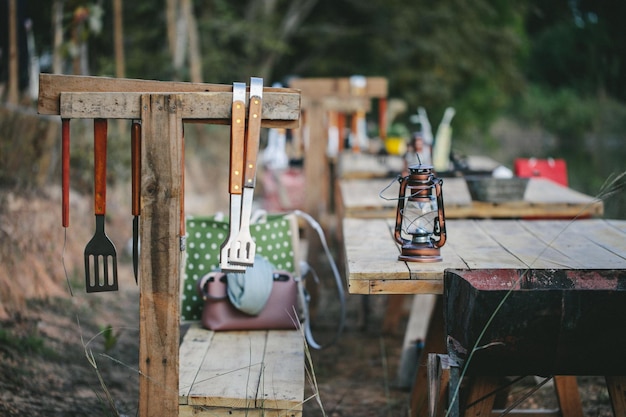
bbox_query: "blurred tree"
[526,0,626,101]
[12,0,626,136]
[272,0,528,135]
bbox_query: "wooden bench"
[179,323,305,417]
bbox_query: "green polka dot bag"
[181,212,299,321]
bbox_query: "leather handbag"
[197,270,299,331]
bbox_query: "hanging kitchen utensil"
[230,77,263,266]
[84,118,119,292]
[219,82,247,272]
[62,119,70,228]
[180,125,186,252]
[131,120,141,283]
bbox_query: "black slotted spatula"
[84,118,118,292]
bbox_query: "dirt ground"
[0,186,617,417]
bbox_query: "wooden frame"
[38,74,301,417]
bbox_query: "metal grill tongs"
[219,78,264,270]
[229,77,263,266]
[220,82,248,272]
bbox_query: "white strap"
[293,210,346,349]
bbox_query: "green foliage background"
[7,0,626,217]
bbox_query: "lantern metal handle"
[432,178,446,248]
[394,175,409,246]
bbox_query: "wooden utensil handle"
[243,94,262,187]
[229,96,246,195]
[94,118,107,215]
[180,125,185,237]
[131,120,141,216]
[62,119,70,227]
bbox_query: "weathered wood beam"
[290,76,387,99]
[39,74,301,128]
[138,93,183,417]
[300,95,372,113]
[58,91,300,128]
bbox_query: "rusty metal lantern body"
[394,164,447,262]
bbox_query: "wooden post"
[304,100,328,220]
[7,0,19,104]
[139,94,184,416]
[411,296,445,417]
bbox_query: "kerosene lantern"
[394,164,447,262]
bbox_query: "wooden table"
[344,218,626,295]
[337,177,604,220]
[342,217,626,416]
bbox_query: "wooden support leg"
[428,354,453,417]
[462,375,499,417]
[382,294,406,334]
[606,376,626,417]
[554,376,583,417]
[410,296,445,417]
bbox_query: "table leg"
[382,294,406,334]
[606,376,626,417]
[410,296,445,417]
[554,376,583,417]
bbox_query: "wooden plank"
[462,376,499,417]
[179,325,214,403]
[428,354,452,417]
[257,330,305,411]
[411,297,445,417]
[337,153,404,179]
[520,220,626,269]
[38,73,299,113]
[57,91,300,128]
[607,219,626,233]
[347,279,371,294]
[179,406,300,417]
[370,279,444,295]
[139,94,183,417]
[338,177,473,219]
[303,101,329,221]
[605,375,626,417]
[338,176,603,220]
[343,218,407,281]
[188,331,267,408]
[290,76,388,99]
[476,220,586,269]
[554,376,583,417]
[299,95,372,112]
[345,218,626,294]
[344,218,464,294]
[445,220,528,270]
[178,327,304,416]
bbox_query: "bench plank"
[257,330,305,411]
[189,330,266,408]
[179,324,304,416]
[179,326,214,403]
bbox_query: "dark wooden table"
[342,218,626,416]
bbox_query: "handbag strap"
[198,272,229,301]
[293,210,346,350]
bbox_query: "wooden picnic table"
[336,176,604,220]
[342,217,626,417]
[344,217,626,295]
